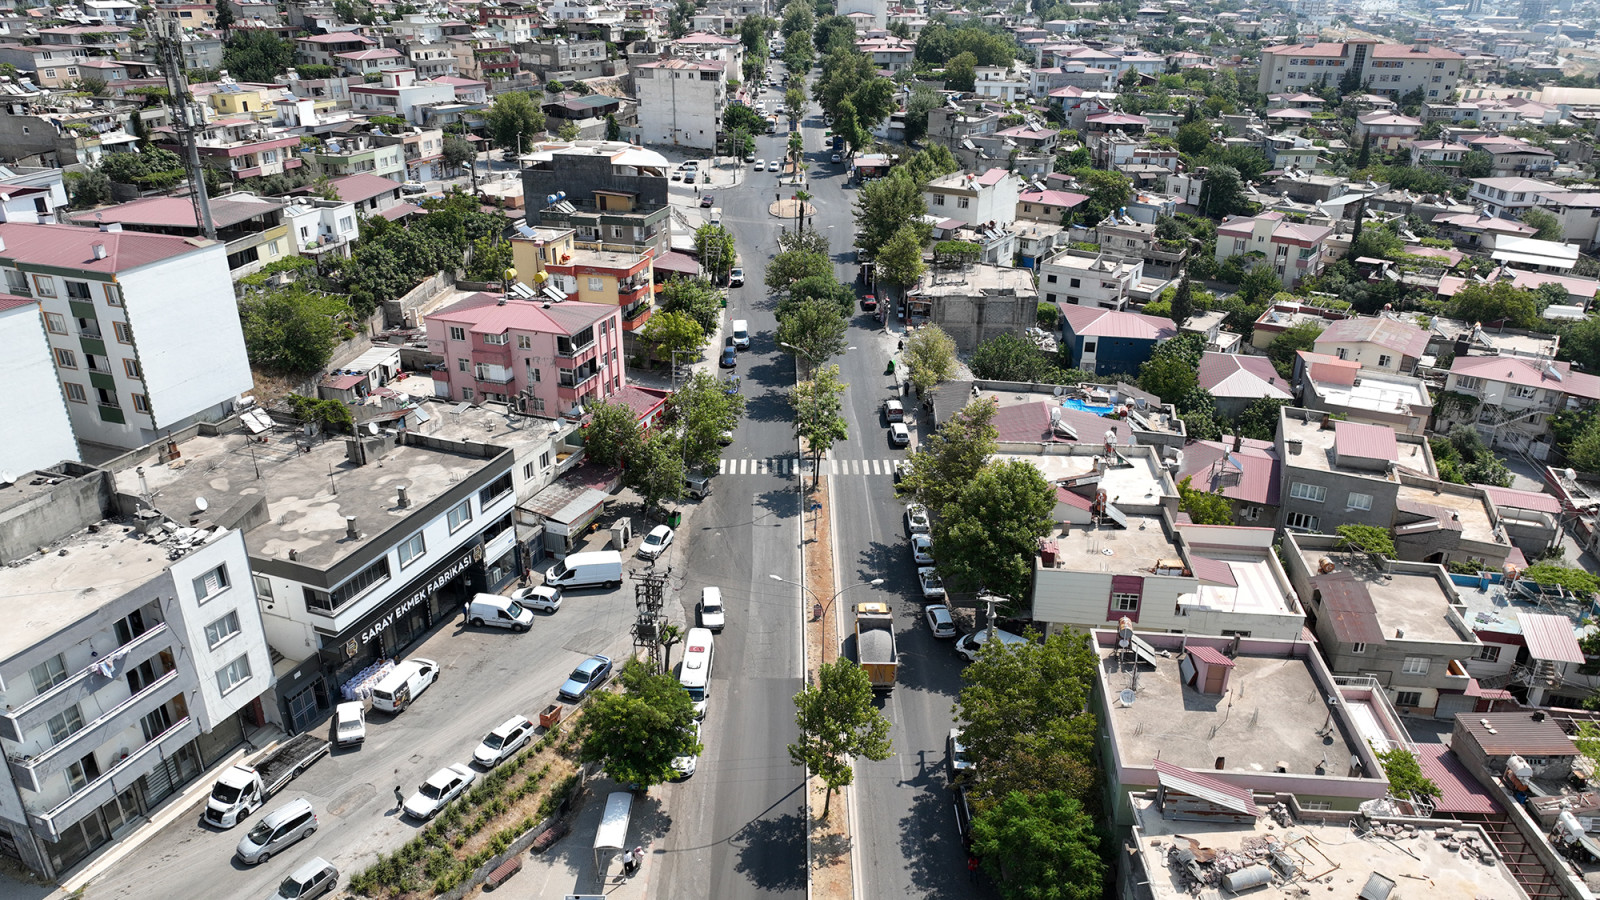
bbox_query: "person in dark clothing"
[393,786,405,811]
[967,855,979,882]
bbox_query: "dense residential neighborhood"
[13,0,1600,898]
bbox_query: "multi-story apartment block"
[1257,40,1462,102]
[521,141,673,260]
[1440,355,1600,460]
[1468,135,1556,179]
[1467,177,1558,219]
[310,132,406,180]
[1275,409,1433,535]
[68,192,296,281]
[0,222,250,450]
[373,127,445,183]
[1531,190,1600,249]
[336,47,405,76]
[0,466,271,878]
[1040,248,1146,312]
[295,31,378,68]
[282,196,358,259]
[1296,351,1433,435]
[1355,112,1422,151]
[522,39,609,80]
[349,69,456,126]
[634,57,727,151]
[856,35,914,72]
[0,43,89,88]
[425,293,625,415]
[924,168,1024,228]
[1215,211,1331,287]
[0,296,78,472]
[511,228,656,336]
[168,119,305,181]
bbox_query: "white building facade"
[0,298,78,472]
[634,57,728,151]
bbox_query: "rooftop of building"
[113,429,506,571]
[910,263,1036,298]
[1182,537,1298,618]
[1294,544,1468,645]
[1128,795,1527,900]
[68,192,286,230]
[0,221,212,273]
[402,397,578,450]
[1428,315,1560,359]
[1177,437,1280,507]
[1279,411,1435,480]
[428,293,615,336]
[1314,314,1430,358]
[1394,482,1500,546]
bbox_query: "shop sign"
[359,549,477,646]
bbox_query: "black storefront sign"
[360,547,479,647]
[320,541,484,680]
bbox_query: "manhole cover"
[328,783,373,817]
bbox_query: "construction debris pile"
[1160,831,1315,895]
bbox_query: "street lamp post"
[770,573,883,624]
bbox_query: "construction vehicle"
[855,602,898,691]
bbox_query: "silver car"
[236,798,318,865]
[473,716,536,768]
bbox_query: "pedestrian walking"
[967,854,979,882]
[393,785,405,811]
[694,185,699,197]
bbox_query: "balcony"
[0,623,174,743]
[7,667,186,793]
[473,363,513,384]
[555,338,595,361]
[28,715,197,841]
[621,302,652,332]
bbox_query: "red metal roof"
[1456,712,1577,757]
[1059,304,1177,341]
[1315,315,1429,360]
[1414,742,1500,815]
[1333,420,1398,462]
[1152,759,1259,816]
[1311,572,1386,646]
[1197,352,1292,400]
[1475,483,1562,515]
[1187,555,1237,588]
[1176,438,1280,507]
[1518,612,1585,664]
[1188,645,1236,668]
[0,222,210,273]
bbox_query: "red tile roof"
[1518,612,1585,664]
[0,294,33,312]
[0,222,211,273]
[1059,305,1177,341]
[1333,420,1398,462]
[1315,315,1429,360]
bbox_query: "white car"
[948,728,976,780]
[400,181,427,195]
[639,524,674,559]
[333,701,366,748]
[473,715,535,768]
[905,503,931,534]
[754,159,765,172]
[729,267,745,287]
[699,586,726,632]
[511,584,562,613]
[917,567,945,600]
[911,534,934,566]
[889,423,910,447]
[672,720,702,780]
[768,159,781,172]
[924,604,956,638]
[403,764,477,820]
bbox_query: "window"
[30,654,68,694]
[253,574,272,601]
[204,611,241,649]
[933,194,945,206]
[1289,482,1326,503]
[1351,642,1366,654]
[461,387,474,400]
[47,704,85,745]
[55,348,77,368]
[517,335,532,350]
[193,564,229,601]
[398,531,426,568]
[1347,492,1373,511]
[45,312,65,333]
[1477,644,1502,663]
[1514,385,1537,399]
[132,393,150,414]
[1335,347,1348,360]
[1069,278,1081,288]
[1285,511,1320,531]
[113,321,132,343]
[483,333,508,345]
[65,281,91,300]
[64,382,86,403]
[479,472,513,507]
[1394,690,1423,708]
[449,326,465,341]
[1046,274,1057,283]
[217,655,252,694]
[1083,340,1097,352]
[304,557,392,614]
[457,357,469,372]
[447,499,472,533]
[1401,656,1430,675]
[957,196,970,209]
[1377,354,1391,368]
[588,277,604,291]
[66,753,100,792]
[124,358,142,378]
[1112,592,1140,611]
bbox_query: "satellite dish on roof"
[0,471,13,486]
[195,496,209,512]
[368,422,380,435]
[1119,689,1137,706]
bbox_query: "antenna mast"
[150,16,216,240]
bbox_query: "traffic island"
[769,197,816,219]
[800,470,855,899]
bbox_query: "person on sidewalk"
[393,785,405,811]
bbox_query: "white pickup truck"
[204,734,329,828]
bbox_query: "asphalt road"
[645,126,809,898]
[79,565,662,900]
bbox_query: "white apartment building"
[924,168,1025,228]
[282,196,359,258]
[1469,177,1561,219]
[0,222,251,451]
[973,64,1030,102]
[1257,40,1462,102]
[1039,247,1145,310]
[0,467,271,879]
[348,69,457,126]
[634,57,727,151]
[0,298,77,472]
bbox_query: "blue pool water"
[1062,398,1118,416]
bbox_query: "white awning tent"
[593,791,633,883]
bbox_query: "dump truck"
[855,602,898,691]
[204,733,330,828]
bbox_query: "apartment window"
[113,321,133,343]
[1069,278,1081,288]
[217,655,252,695]
[479,472,513,507]
[304,557,391,614]
[65,281,91,300]
[588,277,604,291]
[1477,644,1502,663]
[1346,492,1373,511]
[253,574,272,601]
[204,611,241,649]
[1083,340,1097,353]
[1351,642,1366,654]
[933,194,945,206]
[64,382,86,403]
[1046,274,1057,283]
[1401,656,1430,675]
[1377,354,1392,368]
[193,564,230,601]
[47,704,85,745]
[397,530,426,568]
[1514,385,1537,399]
[957,196,970,209]
[45,312,65,333]
[66,753,100,792]
[1455,375,1480,390]
[1395,690,1423,708]
[1112,592,1140,612]
[1335,347,1348,360]
[462,387,474,400]
[55,348,77,368]
[124,358,142,379]
[1289,482,1327,503]
[30,654,68,694]
[457,357,469,372]
[447,499,472,533]
[132,393,150,414]
[483,333,509,345]
[449,326,466,341]
[523,461,536,479]
[528,363,541,382]
[1285,511,1319,531]
[517,335,532,350]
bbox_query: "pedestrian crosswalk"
[716,457,903,476]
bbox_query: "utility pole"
[631,566,671,673]
[150,16,215,240]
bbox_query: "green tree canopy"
[1375,747,1440,802]
[625,429,688,513]
[442,132,476,172]
[237,285,347,375]
[723,103,767,135]
[942,51,978,92]
[640,309,706,361]
[1066,168,1131,224]
[1266,320,1322,379]
[1444,281,1543,330]
[670,371,745,475]
[904,324,957,394]
[484,91,547,154]
[582,400,643,469]
[1336,524,1397,560]
[788,658,893,815]
[222,31,293,83]
[1233,398,1289,442]
[693,224,736,283]
[658,278,724,336]
[776,296,849,369]
[876,222,927,291]
[791,364,849,484]
[934,459,1055,600]
[853,170,928,258]
[971,333,1060,383]
[766,248,835,295]
[1177,475,1232,525]
[971,790,1105,900]
[898,397,998,513]
[579,658,700,789]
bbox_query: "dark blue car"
[720,345,738,368]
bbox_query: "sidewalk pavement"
[484,778,669,900]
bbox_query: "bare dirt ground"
[802,475,854,899]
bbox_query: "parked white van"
[543,550,624,590]
[679,627,715,719]
[731,319,750,349]
[464,593,534,632]
[371,658,439,714]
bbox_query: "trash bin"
[886,360,896,375]
[668,510,683,527]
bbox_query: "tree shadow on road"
[897,771,998,899]
[731,808,808,893]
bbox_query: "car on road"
[558,654,614,701]
[745,152,756,162]
[924,604,956,638]
[510,583,562,613]
[861,295,877,311]
[905,503,930,534]
[947,729,975,781]
[892,460,906,484]
[403,764,477,821]
[754,159,765,172]
[672,720,702,780]
[768,159,781,172]
[729,267,744,286]
[700,194,714,208]
[270,858,338,900]
[830,151,842,163]
[699,586,726,632]
[473,716,535,768]
[639,524,674,559]
[955,628,1030,662]
[917,566,945,600]
[721,344,738,367]
[400,181,427,195]
[235,798,318,865]
[333,701,365,748]
[911,534,934,566]
[889,422,910,446]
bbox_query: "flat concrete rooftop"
[1185,553,1294,616]
[1281,414,1433,479]
[1297,548,1466,644]
[912,264,1035,296]
[1101,647,1364,778]
[1307,372,1429,419]
[994,448,1170,507]
[116,431,501,570]
[1131,796,1527,900]
[1395,483,1498,546]
[411,399,574,449]
[1056,516,1177,570]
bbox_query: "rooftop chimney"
[91,242,107,260]
[397,486,410,509]
[345,516,360,540]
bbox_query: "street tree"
[766,248,834,295]
[898,397,998,513]
[640,309,706,361]
[934,459,1056,600]
[779,274,856,320]
[790,364,849,485]
[671,371,746,475]
[581,400,643,469]
[784,84,807,125]
[625,429,688,514]
[1169,270,1195,327]
[579,658,701,790]
[900,144,961,184]
[776,297,848,370]
[778,227,830,256]
[484,91,547,155]
[442,133,476,174]
[724,103,767,136]
[694,224,737,283]
[214,0,235,30]
[971,333,1059,382]
[1177,476,1232,526]
[904,324,957,395]
[853,171,928,258]
[876,223,926,298]
[658,278,724,335]
[788,658,892,816]
[1266,320,1322,378]
[970,791,1104,900]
